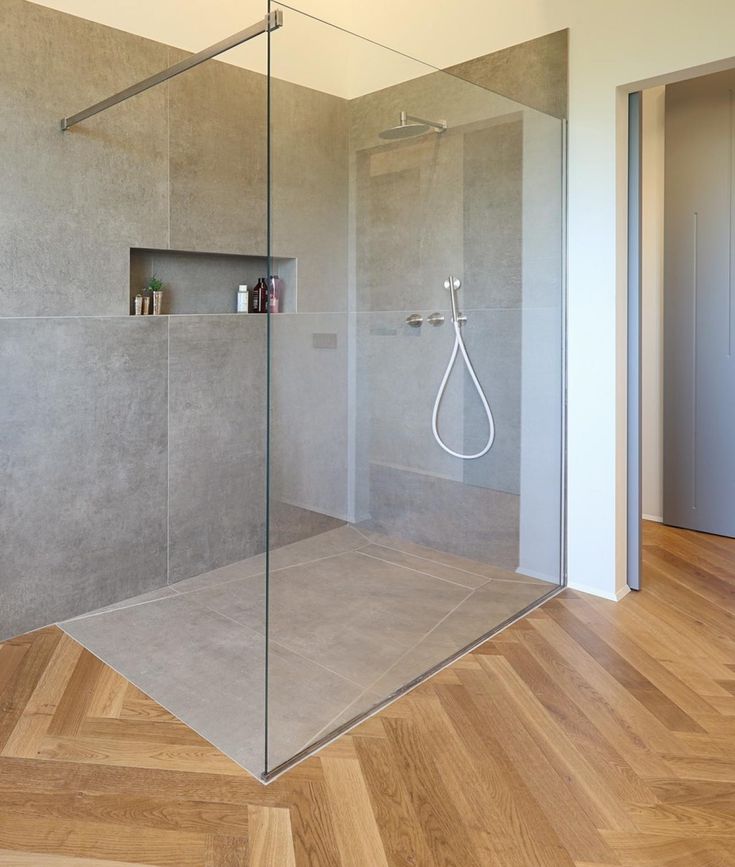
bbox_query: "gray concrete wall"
[348,37,566,570]
[0,0,566,636]
[0,0,348,638]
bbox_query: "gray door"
[664,71,735,537]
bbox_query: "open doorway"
[629,69,735,591]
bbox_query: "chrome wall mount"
[61,10,283,131]
[444,275,467,324]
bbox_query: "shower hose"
[432,317,496,460]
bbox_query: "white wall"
[30,0,735,599]
[641,87,665,523]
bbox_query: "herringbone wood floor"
[0,521,734,866]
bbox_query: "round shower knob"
[405,313,423,327]
[444,277,461,291]
[427,312,445,326]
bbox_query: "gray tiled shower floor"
[60,525,555,779]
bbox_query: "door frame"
[627,91,643,591]
[624,55,735,592]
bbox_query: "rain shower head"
[379,111,447,140]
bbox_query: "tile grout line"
[302,585,478,749]
[61,592,178,623]
[354,549,488,591]
[354,529,498,582]
[169,541,366,596]
[190,603,367,692]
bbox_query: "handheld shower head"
[444,276,462,323]
[379,111,447,141]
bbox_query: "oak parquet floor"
[0,521,734,865]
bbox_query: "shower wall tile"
[168,315,267,584]
[168,55,267,257]
[0,317,168,639]
[355,308,520,501]
[271,80,350,313]
[355,311,463,483]
[461,309,522,495]
[522,109,565,310]
[168,62,349,315]
[366,463,519,570]
[0,0,169,317]
[463,118,523,310]
[446,30,569,121]
[270,313,350,521]
[354,134,463,313]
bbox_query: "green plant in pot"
[147,275,164,315]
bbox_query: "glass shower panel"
[266,5,564,777]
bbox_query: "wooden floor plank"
[247,806,296,867]
[320,757,390,867]
[0,521,733,865]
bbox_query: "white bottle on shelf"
[237,284,249,313]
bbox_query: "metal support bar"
[61,9,283,131]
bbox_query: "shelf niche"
[130,248,297,315]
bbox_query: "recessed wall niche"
[129,248,297,315]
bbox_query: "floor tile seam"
[482,575,558,588]
[296,585,482,752]
[349,586,478,708]
[170,546,364,597]
[354,535,493,582]
[187,601,368,692]
[59,592,180,624]
[294,691,378,755]
[353,549,482,590]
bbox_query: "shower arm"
[60,9,284,131]
[404,113,448,133]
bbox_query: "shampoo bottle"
[268,276,281,313]
[248,280,262,313]
[237,284,249,313]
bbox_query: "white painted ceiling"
[27,0,564,98]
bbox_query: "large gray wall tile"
[356,310,463,482]
[0,317,168,639]
[168,56,267,256]
[461,309,522,495]
[271,79,350,313]
[365,463,519,569]
[446,30,569,120]
[168,315,267,583]
[270,313,350,521]
[0,0,169,317]
[355,135,463,313]
[463,118,523,309]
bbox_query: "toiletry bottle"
[268,276,280,314]
[248,281,261,313]
[257,278,268,314]
[237,284,249,313]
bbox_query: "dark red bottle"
[249,278,268,313]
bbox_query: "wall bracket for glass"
[60,9,283,131]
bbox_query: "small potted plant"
[148,275,164,315]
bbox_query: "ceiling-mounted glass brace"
[60,9,284,131]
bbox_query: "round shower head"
[379,111,447,141]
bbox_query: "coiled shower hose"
[432,317,496,460]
